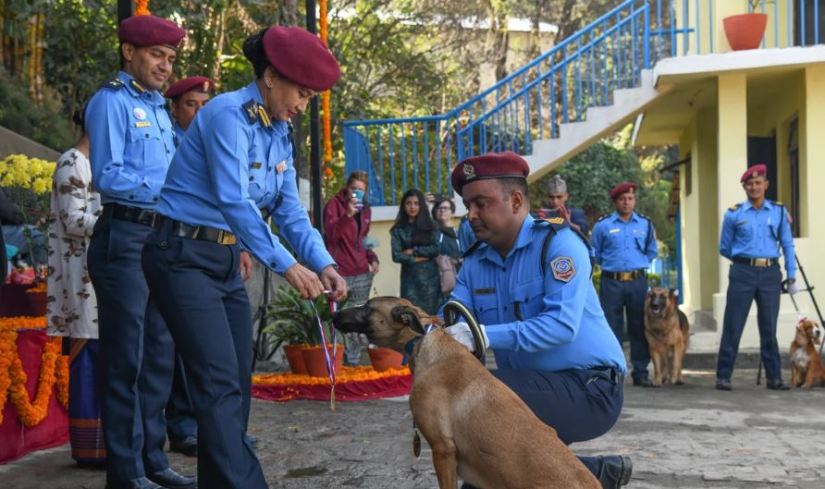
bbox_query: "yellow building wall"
[367,219,402,299]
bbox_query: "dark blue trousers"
[717,263,783,381]
[166,351,197,441]
[600,276,650,380]
[142,223,264,489]
[87,215,174,483]
[491,368,624,480]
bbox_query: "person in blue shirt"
[457,215,476,252]
[444,151,632,489]
[165,75,213,148]
[161,74,216,457]
[716,164,796,391]
[142,26,347,489]
[84,15,195,489]
[534,174,590,235]
[591,181,658,387]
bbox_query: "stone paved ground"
[2,367,825,488]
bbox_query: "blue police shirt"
[720,200,796,279]
[155,81,333,275]
[591,211,657,272]
[172,122,185,148]
[447,217,627,373]
[457,217,476,253]
[85,71,175,208]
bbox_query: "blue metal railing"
[344,0,824,206]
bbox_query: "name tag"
[609,228,620,234]
[135,121,152,128]
[251,162,263,169]
[473,288,496,295]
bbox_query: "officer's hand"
[369,261,380,275]
[787,279,800,295]
[285,263,325,299]
[444,321,489,353]
[320,265,348,302]
[239,251,253,282]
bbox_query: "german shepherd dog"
[644,288,689,386]
[333,297,600,489]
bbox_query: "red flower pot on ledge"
[723,13,767,51]
[368,347,405,372]
[283,344,308,375]
[301,344,344,378]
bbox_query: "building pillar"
[716,73,748,294]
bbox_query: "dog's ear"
[390,305,426,335]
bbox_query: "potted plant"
[367,344,405,372]
[723,1,770,51]
[264,285,344,376]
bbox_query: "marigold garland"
[319,0,333,165]
[0,317,69,426]
[253,365,410,387]
[135,0,151,16]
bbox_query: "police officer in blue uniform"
[444,152,632,489]
[142,26,347,489]
[85,15,196,489]
[165,76,213,148]
[591,181,658,387]
[535,174,590,235]
[716,164,796,391]
[162,75,216,457]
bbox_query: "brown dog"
[333,297,600,489]
[644,288,689,387]
[790,319,825,389]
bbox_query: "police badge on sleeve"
[550,256,575,282]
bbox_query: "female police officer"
[142,26,347,489]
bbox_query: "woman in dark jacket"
[0,189,24,284]
[323,171,379,364]
[431,196,462,301]
[390,188,441,314]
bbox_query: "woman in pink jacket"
[323,171,379,364]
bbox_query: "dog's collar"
[402,324,439,365]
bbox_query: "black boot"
[596,455,633,489]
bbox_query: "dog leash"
[308,295,338,411]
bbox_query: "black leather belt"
[732,256,777,267]
[154,216,237,245]
[602,269,646,281]
[105,203,158,227]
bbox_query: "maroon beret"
[450,151,530,195]
[165,76,214,99]
[610,181,637,200]
[740,164,767,183]
[118,15,185,48]
[263,26,341,92]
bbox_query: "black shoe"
[632,377,654,388]
[104,477,163,489]
[766,379,790,391]
[597,455,633,488]
[169,436,198,457]
[716,378,732,391]
[147,468,197,489]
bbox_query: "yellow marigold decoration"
[0,154,55,194]
[26,282,47,293]
[135,0,151,16]
[319,0,333,164]
[253,365,411,386]
[0,317,69,426]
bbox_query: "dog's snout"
[332,306,369,335]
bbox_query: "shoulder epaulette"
[103,78,124,90]
[242,99,259,124]
[637,213,652,222]
[462,239,483,258]
[774,201,784,207]
[594,213,611,225]
[728,203,742,212]
[130,79,147,94]
[534,216,570,232]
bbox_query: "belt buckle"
[620,272,632,281]
[753,258,769,267]
[218,231,236,245]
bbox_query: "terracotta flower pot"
[723,13,767,51]
[284,344,308,375]
[301,344,344,378]
[368,347,405,372]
